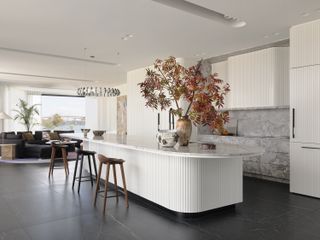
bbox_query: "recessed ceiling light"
[231,20,247,28]
[263,35,269,39]
[273,32,280,36]
[301,12,310,17]
[121,34,134,41]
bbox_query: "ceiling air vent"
[152,0,246,28]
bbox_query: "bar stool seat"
[72,148,98,193]
[76,149,96,155]
[94,154,128,214]
[99,157,125,164]
[48,144,69,178]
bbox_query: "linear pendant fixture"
[77,87,120,97]
[152,0,246,28]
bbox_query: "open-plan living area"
[1,0,320,239]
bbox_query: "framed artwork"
[117,95,127,135]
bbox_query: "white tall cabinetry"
[290,19,320,197]
[212,47,289,109]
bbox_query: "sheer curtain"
[26,91,42,131]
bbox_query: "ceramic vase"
[176,116,192,146]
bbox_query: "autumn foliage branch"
[138,56,230,132]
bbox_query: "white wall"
[0,84,7,131]
[85,84,127,132]
[127,67,159,138]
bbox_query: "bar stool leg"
[94,162,103,206]
[92,154,98,179]
[112,164,119,202]
[103,163,111,214]
[62,148,68,176]
[78,154,84,193]
[72,152,80,189]
[88,155,94,187]
[48,146,56,178]
[120,163,129,208]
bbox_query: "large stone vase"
[176,116,192,146]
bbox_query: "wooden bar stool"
[72,149,98,193]
[48,143,69,178]
[93,154,128,214]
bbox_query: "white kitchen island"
[64,133,263,214]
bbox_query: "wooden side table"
[0,144,16,160]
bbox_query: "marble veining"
[198,108,290,183]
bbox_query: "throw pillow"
[42,131,50,140]
[49,132,60,140]
[22,132,34,141]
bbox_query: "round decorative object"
[200,143,216,150]
[81,128,90,138]
[176,116,192,146]
[93,130,106,137]
[93,136,104,140]
[156,130,178,147]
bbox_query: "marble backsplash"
[198,107,290,183]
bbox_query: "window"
[40,95,85,132]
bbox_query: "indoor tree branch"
[158,68,180,111]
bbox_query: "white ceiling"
[0,0,319,89]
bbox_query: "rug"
[0,152,77,164]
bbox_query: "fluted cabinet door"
[227,47,289,108]
[290,19,320,68]
[290,142,320,197]
[290,66,320,144]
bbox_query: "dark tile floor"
[0,162,320,240]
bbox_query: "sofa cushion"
[22,132,34,141]
[0,131,15,138]
[49,132,60,140]
[33,130,51,141]
[6,134,22,140]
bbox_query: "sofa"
[0,130,81,159]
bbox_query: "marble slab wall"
[198,108,290,183]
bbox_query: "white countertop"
[63,133,263,159]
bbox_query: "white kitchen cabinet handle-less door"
[290,142,320,197]
[290,65,320,144]
[290,19,320,69]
